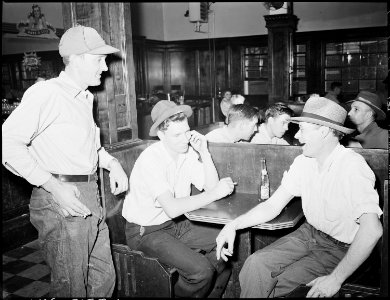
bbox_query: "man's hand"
[306,274,342,298]
[187,130,208,154]
[42,176,91,217]
[216,221,237,261]
[211,177,235,199]
[108,159,128,195]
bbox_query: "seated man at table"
[343,91,387,149]
[206,104,259,143]
[250,103,294,145]
[122,100,235,298]
[215,96,383,298]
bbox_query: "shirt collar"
[319,143,344,173]
[157,140,190,167]
[57,71,94,102]
[222,126,237,143]
[259,123,272,142]
[360,121,378,135]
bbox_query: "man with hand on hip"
[2,25,128,297]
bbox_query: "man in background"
[325,82,342,104]
[250,103,294,145]
[206,104,259,143]
[346,90,387,149]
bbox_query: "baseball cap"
[59,25,119,57]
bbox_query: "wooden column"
[62,3,138,147]
[264,14,298,104]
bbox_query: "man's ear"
[157,130,164,140]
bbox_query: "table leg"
[223,229,252,298]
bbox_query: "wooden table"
[185,193,304,298]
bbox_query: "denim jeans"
[125,216,228,298]
[239,222,349,298]
[29,178,115,297]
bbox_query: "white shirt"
[122,141,205,226]
[206,126,236,143]
[250,123,289,145]
[2,71,114,186]
[281,144,382,244]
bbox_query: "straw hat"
[346,91,386,121]
[291,96,355,134]
[149,100,192,136]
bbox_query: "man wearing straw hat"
[346,90,387,149]
[215,96,383,298]
[2,25,129,297]
[122,100,235,297]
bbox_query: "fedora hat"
[346,91,386,121]
[149,100,192,136]
[291,96,355,134]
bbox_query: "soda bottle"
[259,158,270,200]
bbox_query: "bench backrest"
[100,141,388,244]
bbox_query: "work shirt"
[355,121,388,149]
[324,92,340,104]
[281,144,382,244]
[206,126,236,143]
[250,123,289,145]
[2,71,114,187]
[122,141,205,226]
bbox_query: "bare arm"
[306,213,383,297]
[157,177,235,219]
[188,130,219,190]
[216,185,294,261]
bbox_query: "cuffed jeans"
[29,178,115,297]
[239,222,349,298]
[125,216,228,298]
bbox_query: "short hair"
[227,104,258,124]
[230,94,245,105]
[264,103,294,122]
[330,82,342,90]
[157,112,187,132]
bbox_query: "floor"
[2,240,51,299]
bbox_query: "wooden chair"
[112,243,178,297]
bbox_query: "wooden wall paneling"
[169,50,186,95]
[133,37,147,98]
[62,3,138,146]
[147,49,165,94]
[184,50,197,96]
[198,49,212,97]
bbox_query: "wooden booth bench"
[100,139,388,297]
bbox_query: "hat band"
[300,112,345,127]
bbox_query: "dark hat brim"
[346,98,386,121]
[149,104,193,136]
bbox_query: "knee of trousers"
[240,252,269,277]
[189,261,215,284]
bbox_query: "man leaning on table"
[2,25,129,297]
[215,96,383,298]
[122,100,235,298]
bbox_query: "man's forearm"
[331,215,382,284]
[200,150,219,190]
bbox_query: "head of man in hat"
[291,96,354,158]
[150,100,209,157]
[58,25,119,89]
[347,91,386,133]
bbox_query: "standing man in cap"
[2,25,129,297]
[122,100,235,298]
[215,96,383,298]
[346,90,387,149]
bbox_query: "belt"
[52,173,96,183]
[318,230,350,248]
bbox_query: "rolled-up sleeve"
[346,156,383,222]
[2,85,58,186]
[280,155,305,197]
